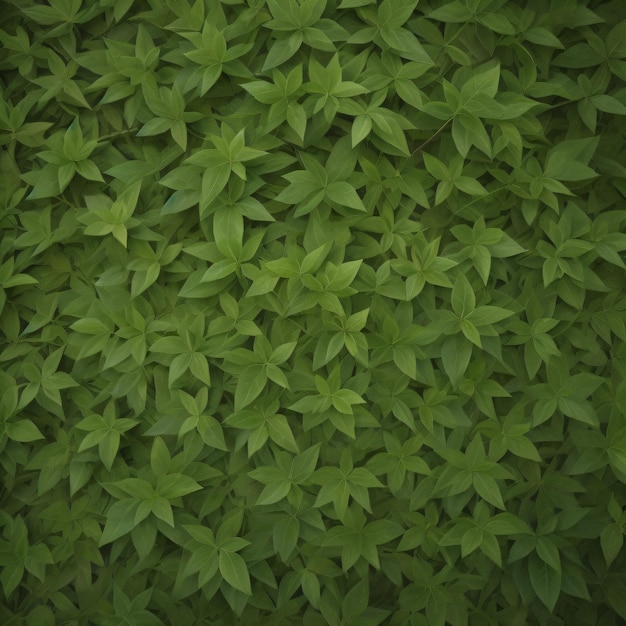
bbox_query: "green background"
[1,0,626,624]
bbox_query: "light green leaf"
[325,181,366,211]
[235,366,268,411]
[200,163,231,211]
[451,274,475,316]
[5,420,45,442]
[219,550,252,595]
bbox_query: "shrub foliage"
[1,0,626,624]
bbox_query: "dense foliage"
[1,0,626,624]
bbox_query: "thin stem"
[410,116,454,156]
[97,127,138,145]
[452,185,506,217]
[445,22,469,48]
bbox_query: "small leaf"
[99,500,142,546]
[451,274,475,316]
[235,366,268,411]
[524,27,565,49]
[601,524,624,567]
[219,550,252,595]
[325,182,367,211]
[528,552,561,612]
[5,420,45,442]
[441,334,472,386]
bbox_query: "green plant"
[1,0,626,624]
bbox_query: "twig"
[410,117,454,156]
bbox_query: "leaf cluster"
[1,0,626,624]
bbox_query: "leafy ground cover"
[1,0,626,624]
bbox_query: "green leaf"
[370,110,411,155]
[460,319,481,347]
[558,374,604,400]
[536,536,561,572]
[273,516,299,560]
[200,163,231,211]
[473,473,505,509]
[461,62,500,102]
[263,33,303,71]
[5,420,44,442]
[99,500,142,546]
[380,27,432,64]
[4,4,626,619]
[201,260,238,282]
[429,2,473,21]
[508,436,542,462]
[352,115,372,147]
[524,27,565,49]
[378,0,418,29]
[235,366,268,411]
[486,513,533,535]
[451,274,475,316]
[553,43,604,68]
[291,444,321,482]
[157,474,202,499]
[270,342,297,364]
[601,524,624,567]
[213,207,244,260]
[528,552,561,612]
[544,138,599,181]
[219,550,252,595]
[150,437,171,476]
[454,176,488,196]
[325,182,366,211]
[423,152,450,181]
[466,306,514,326]
[256,481,291,505]
[441,335,472,387]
